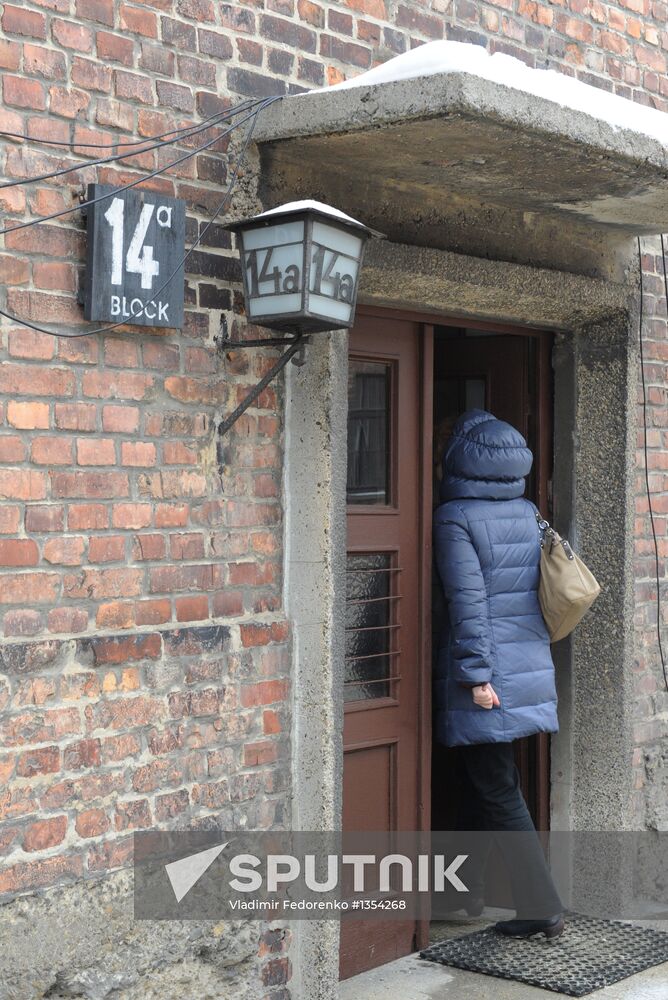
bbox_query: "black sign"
[83,184,185,329]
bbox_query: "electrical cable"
[0,95,281,338]
[0,103,259,149]
[0,106,261,236]
[638,236,668,693]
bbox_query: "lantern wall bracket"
[218,329,306,438]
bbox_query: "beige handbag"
[534,511,601,642]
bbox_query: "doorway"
[431,325,554,835]
[340,311,554,981]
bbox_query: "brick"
[81,631,161,665]
[23,815,68,852]
[175,595,209,621]
[0,508,20,534]
[319,34,372,67]
[112,503,152,529]
[89,535,126,562]
[47,607,89,634]
[52,18,94,50]
[161,16,197,50]
[0,364,75,398]
[4,609,44,637]
[156,80,194,111]
[72,56,112,92]
[0,470,47,502]
[63,567,143,599]
[263,709,281,734]
[101,732,141,762]
[16,745,60,777]
[96,31,134,66]
[68,504,108,530]
[43,537,86,565]
[75,0,114,24]
[102,405,139,433]
[96,601,135,628]
[6,402,48,430]
[220,5,255,32]
[87,837,133,872]
[212,590,243,616]
[244,740,279,766]
[177,0,215,19]
[51,471,129,499]
[121,441,157,466]
[25,504,65,533]
[139,41,175,75]
[75,807,109,837]
[227,67,287,99]
[395,5,444,37]
[64,738,101,770]
[2,6,47,39]
[31,437,73,466]
[86,695,164,732]
[240,679,289,708]
[0,39,21,70]
[0,855,83,895]
[1,706,80,746]
[33,262,77,291]
[0,539,39,567]
[77,438,116,466]
[132,534,167,560]
[155,503,188,527]
[298,0,325,26]
[155,789,189,821]
[120,4,158,36]
[55,403,97,432]
[83,370,153,400]
[0,436,25,462]
[178,54,216,86]
[49,85,91,118]
[3,76,46,110]
[115,70,154,103]
[136,598,171,625]
[197,28,233,59]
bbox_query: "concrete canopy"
[255,69,668,277]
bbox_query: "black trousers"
[455,741,563,920]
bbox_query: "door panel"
[340,314,422,980]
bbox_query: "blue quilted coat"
[433,409,558,747]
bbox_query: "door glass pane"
[346,360,390,505]
[345,552,397,702]
[464,377,486,411]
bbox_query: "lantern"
[225,200,381,333]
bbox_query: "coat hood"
[439,409,533,502]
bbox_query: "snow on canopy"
[312,40,668,145]
[253,200,365,226]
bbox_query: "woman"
[433,408,564,939]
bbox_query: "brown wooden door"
[431,327,553,832]
[340,313,426,979]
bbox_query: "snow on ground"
[308,40,668,145]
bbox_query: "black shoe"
[494,914,565,939]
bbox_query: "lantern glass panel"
[241,221,306,320]
[307,221,363,327]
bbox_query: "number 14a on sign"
[104,197,173,290]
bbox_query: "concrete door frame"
[283,240,639,1000]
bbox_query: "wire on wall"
[637,236,668,694]
[0,95,282,339]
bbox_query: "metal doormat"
[419,912,668,997]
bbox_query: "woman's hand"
[472,683,500,709]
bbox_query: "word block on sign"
[83,184,185,329]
